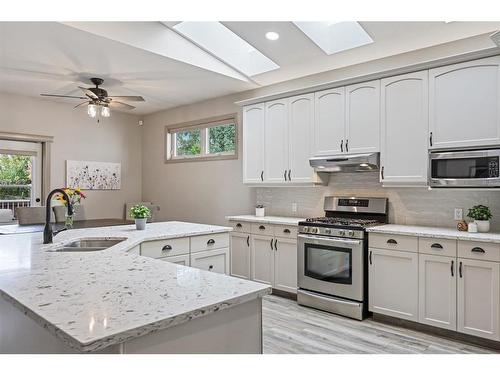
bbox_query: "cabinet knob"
[259,225,266,230]
[162,245,172,251]
[236,223,242,228]
[386,239,398,245]
[430,243,443,249]
[208,265,214,271]
[283,228,291,234]
[207,239,215,245]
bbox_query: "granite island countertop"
[0,221,271,352]
[367,224,500,243]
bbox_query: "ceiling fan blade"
[109,100,135,110]
[73,101,89,109]
[78,86,99,100]
[40,94,88,100]
[108,95,145,102]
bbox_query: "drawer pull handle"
[471,247,485,253]
[208,265,214,271]
[162,245,172,251]
[207,239,215,245]
[236,223,242,228]
[387,239,398,245]
[431,243,443,249]
[259,225,266,230]
[283,228,291,234]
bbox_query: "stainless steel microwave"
[429,149,500,188]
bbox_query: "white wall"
[142,34,500,226]
[0,92,142,219]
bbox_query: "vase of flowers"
[130,204,151,230]
[55,188,86,229]
[467,205,492,233]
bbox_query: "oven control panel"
[298,226,365,239]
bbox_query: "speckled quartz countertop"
[367,224,500,243]
[226,215,305,226]
[0,221,271,352]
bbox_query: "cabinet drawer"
[458,241,500,262]
[230,221,250,233]
[190,233,229,253]
[419,237,457,257]
[140,238,189,259]
[274,225,298,238]
[251,223,274,236]
[159,254,190,266]
[369,233,418,253]
[190,248,229,275]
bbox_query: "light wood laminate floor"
[262,295,499,354]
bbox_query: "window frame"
[165,114,238,163]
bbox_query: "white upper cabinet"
[288,94,314,182]
[264,99,289,183]
[429,56,500,149]
[313,87,345,156]
[380,71,429,186]
[345,80,380,154]
[243,104,265,183]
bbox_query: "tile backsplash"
[256,172,500,231]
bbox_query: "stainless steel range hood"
[309,153,380,173]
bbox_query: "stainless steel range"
[297,196,388,320]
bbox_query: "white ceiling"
[1,21,500,115]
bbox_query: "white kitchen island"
[0,222,271,354]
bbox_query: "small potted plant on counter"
[467,205,492,233]
[130,204,151,230]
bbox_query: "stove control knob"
[324,229,331,235]
[311,227,318,234]
[348,230,355,237]
[339,230,345,236]
[302,227,309,233]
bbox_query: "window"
[166,115,237,162]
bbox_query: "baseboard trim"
[271,289,297,301]
[372,313,500,352]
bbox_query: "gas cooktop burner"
[304,217,381,227]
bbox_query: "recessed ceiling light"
[265,31,280,41]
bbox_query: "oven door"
[298,234,364,301]
[429,149,500,187]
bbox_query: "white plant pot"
[135,218,147,230]
[255,207,265,217]
[475,220,490,233]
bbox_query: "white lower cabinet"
[230,233,251,280]
[251,235,275,285]
[190,248,230,275]
[273,237,298,293]
[368,248,419,321]
[160,254,190,266]
[418,254,457,330]
[457,258,500,340]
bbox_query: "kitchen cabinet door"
[160,254,190,266]
[457,258,500,340]
[429,56,500,149]
[418,254,457,330]
[274,238,297,294]
[313,88,345,156]
[251,235,274,286]
[190,248,230,275]
[368,248,418,321]
[243,104,265,183]
[380,71,429,186]
[288,94,314,182]
[230,233,251,280]
[345,80,380,154]
[264,99,289,183]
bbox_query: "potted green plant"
[467,205,492,233]
[130,204,151,230]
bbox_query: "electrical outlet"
[454,208,463,221]
[292,202,298,213]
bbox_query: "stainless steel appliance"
[309,153,380,173]
[297,196,388,320]
[429,148,500,188]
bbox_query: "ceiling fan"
[40,77,145,121]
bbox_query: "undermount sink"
[58,238,125,252]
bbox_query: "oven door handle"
[298,234,363,246]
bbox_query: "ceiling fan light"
[87,103,98,118]
[101,105,111,118]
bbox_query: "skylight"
[293,22,373,55]
[173,22,279,77]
